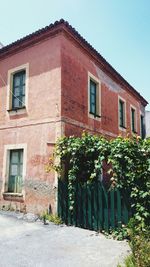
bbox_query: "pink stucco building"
[0,20,148,213]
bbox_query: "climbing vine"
[47,133,150,226]
[108,136,150,227]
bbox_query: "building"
[0,20,148,213]
[146,111,150,137]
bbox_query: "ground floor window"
[8,149,23,193]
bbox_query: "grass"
[41,212,63,225]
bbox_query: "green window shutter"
[140,115,145,139]
[12,70,26,109]
[90,80,97,116]
[119,100,125,127]
[131,108,135,132]
[8,149,23,193]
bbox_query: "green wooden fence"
[58,180,131,232]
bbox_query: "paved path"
[0,212,130,267]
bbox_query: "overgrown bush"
[108,136,150,227]
[127,219,150,267]
[47,133,150,227]
[47,133,150,266]
[46,132,110,211]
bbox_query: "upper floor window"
[140,115,145,139]
[90,80,97,115]
[119,99,126,128]
[89,77,100,118]
[131,107,136,133]
[7,63,29,113]
[12,70,26,109]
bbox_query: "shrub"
[127,219,150,267]
[41,212,63,225]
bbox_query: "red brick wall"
[61,35,145,138]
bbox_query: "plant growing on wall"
[46,132,110,210]
[108,136,150,227]
[47,133,150,226]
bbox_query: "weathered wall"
[0,35,62,213]
[0,31,147,214]
[61,35,145,138]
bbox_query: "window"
[89,79,100,117]
[7,63,29,112]
[12,70,26,109]
[140,115,145,139]
[131,107,136,133]
[8,149,23,193]
[119,99,125,128]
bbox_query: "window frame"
[7,63,29,113]
[2,144,27,197]
[12,70,26,110]
[8,149,23,193]
[130,105,137,133]
[118,96,126,131]
[88,72,101,120]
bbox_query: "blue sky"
[0,0,150,109]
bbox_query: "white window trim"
[118,96,126,131]
[88,72,101,121]
[2,143,27,197]
[130,104,137,133]
[7,63,29,113]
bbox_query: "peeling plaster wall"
[94,64,123,94]
[0,35,62,214]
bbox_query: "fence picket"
[103,186,109,232]
[82,183,87,228]
[123,199,129,225]
[97,183,103,231]
[87,183,92,230]
[117,190,122,227]
[58,179,131,233]
[110,190,115,229]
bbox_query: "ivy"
[108,136,150,227]
[47,133,150,227]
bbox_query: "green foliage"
[47,132,150,226]
[110,226,129,241]
[127,218,150,267]
[102,224,129,241]
[47,132,110,211]
[41,212,63,225]
[47,133,150,266]
[108,136,150,227]
[118,254,136,267]
[119,219,150,267]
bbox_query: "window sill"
[119,125,127,132]
[3,192,24,202]
[7,107,27,116]
[89,112,101,120]
[3,192,23,197]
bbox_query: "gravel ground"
[0,211,130,267]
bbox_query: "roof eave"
[0,19,148,107]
